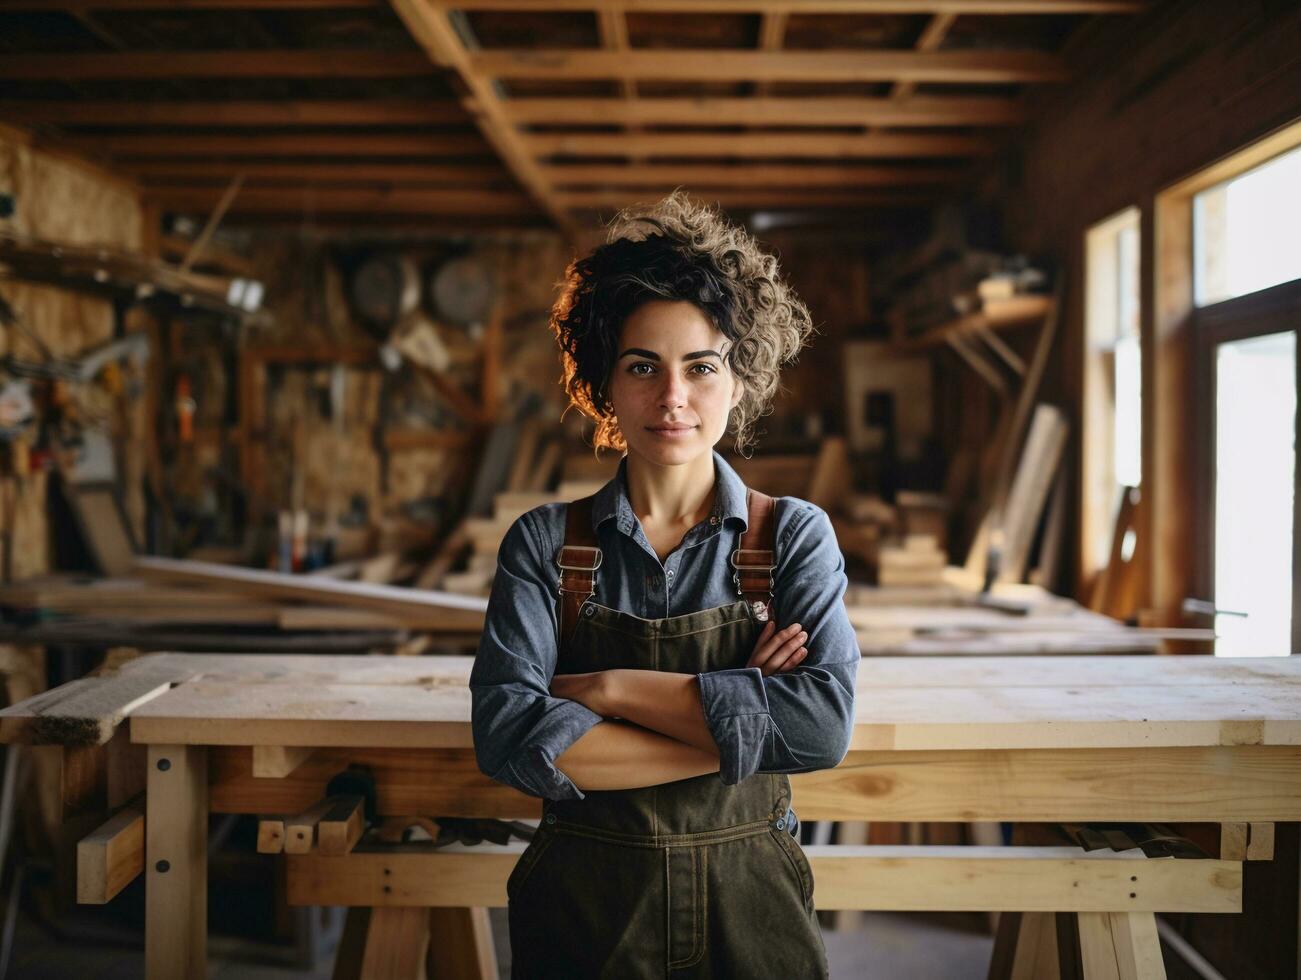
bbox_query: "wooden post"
[146,744,208,979]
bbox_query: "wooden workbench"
[2,652,1297,978]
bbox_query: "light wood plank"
[286,844,1239,912]
[132,557,486,628]
[202,743,1301,822]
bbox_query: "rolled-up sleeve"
[469,509,604,800]
[696,503,859,784]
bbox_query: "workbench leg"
[1077,912,1166,980]
[426,907,497,980]
[360,906,430,979]
[988,911,1062,980]
[146,745,208,980]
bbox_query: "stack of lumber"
[877,535,947,587]
[0,560,490,650]
[842,579,1206,656]
[442,480,607,597]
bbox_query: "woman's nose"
[658,373,687,408]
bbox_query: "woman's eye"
[691,363,716,376]
[630,362,654,375]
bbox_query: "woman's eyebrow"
[617,348,721,361]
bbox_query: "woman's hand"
[747,620,808,676]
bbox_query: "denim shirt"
[469,448,860,802]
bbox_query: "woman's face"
[607,299,743,467]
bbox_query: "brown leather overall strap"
[556,495,600,648]
[733,488,777,620]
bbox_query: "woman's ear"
[729,381,744,411]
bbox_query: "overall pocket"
[505,827,559,902]
[766,827,815,910]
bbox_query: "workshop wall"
[0,126,144,579]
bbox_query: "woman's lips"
[648,425,696,438]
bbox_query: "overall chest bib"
[505,490,829,979]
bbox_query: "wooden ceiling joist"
[0,101,466,127]
[471,49,1067,83]
[430,1,1140,10]
[555,189,937,209]
[505,95,1026,127]
[388,0,577,235]
[527,131,992,158]
[125,161,509,184]
[65,133,486,157]
[0,51,433,81]
[542,162,965,187]
[148,187,535,215]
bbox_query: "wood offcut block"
[318,795,365,856]
[252,744,316,778]
[77,805,144,904]
[285,798,336,854]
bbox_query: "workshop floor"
[6,905,997,979]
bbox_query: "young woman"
[470,191,859,978]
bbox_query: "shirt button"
[544,813,556,825]
[666,569,674,578]
[709,515,719,525]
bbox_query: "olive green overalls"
[506,488,828,979]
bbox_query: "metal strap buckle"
[556,546,602,573]
[730,548,773,572]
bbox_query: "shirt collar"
[591,448,749,536]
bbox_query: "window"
[1193,142,1301,307]
[1082,208,1142,589]
[1213,332,1296,656]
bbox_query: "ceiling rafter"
[503,96,1026,126]
[525,131,992,157]
[423,1,1142,11]
[386,0,576,235]
[469,49,1068,83]
[541,163,967,187]
[0,101,467,126]
[0,51,433,80]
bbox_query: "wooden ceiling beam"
[0,51,433,81]
[387,0,575,235]
[62,133,486,156]
[0,101,465,126]
[124,161,509,183]
[504,95,1025,126]
[437,1,1142,12]
[542,162,966,187]
[9,0,377,7]
[148,186,535,215]
[471,49,1067,83]
[556,189,939,209]
[892,11,959,100]
[528,130,992,157]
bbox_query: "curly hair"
[549,190,816,457]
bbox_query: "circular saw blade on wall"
[429,256,496,328]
